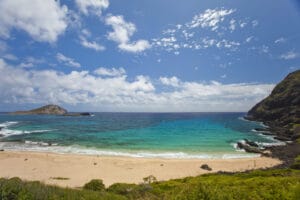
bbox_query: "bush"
[108,183,136,195]
[143,175,157,184]
[291,155,300,169]
[83,179,105,191]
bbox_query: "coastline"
[0,150,282,188]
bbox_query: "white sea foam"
[0,129,54,137]
[251,129,272,134]
[231,142,245,152]
[25,140,58,146]
[238,117,250,122]
[0,121,18,128]
[0,121,54,138]
[0,141,260,159]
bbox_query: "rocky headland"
[244,70,300,167]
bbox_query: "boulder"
[237,142,264,154]
[244,139,259,147]
[200,164,212,171]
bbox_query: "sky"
[0,0,299,112]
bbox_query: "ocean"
[0,112,285,159]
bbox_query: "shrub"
[83,179,105,191]
[108,183,136,195]
[143,175,157,184]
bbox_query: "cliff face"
[12,105,67,115]
[246,70,300,140]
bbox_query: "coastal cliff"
[11,105,68,115]
[246,70,300,141]
[246,70,300,167]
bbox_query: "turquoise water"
[0,113,284,159]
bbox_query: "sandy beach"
[0,150,282,188]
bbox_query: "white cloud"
[2,54,18,61]
[160,76,181,87]
[0,59,274,112]
[260,45,269,54]
[188,8,235,31]
[0,41,8,52]
[0,0,68,43]
[229,19,236,31]
[80,36,105,51]
[18,57,44,68]
[280,51,299,60]
[274,37,286,44]
[94,67,126,77]
[56,53,81,68]
[152,8,244,53]
[239,22,247,28]
[105,15,151,53]
[118,40,150,53]
[245,36,253,43]
[75,0,109,16]
[252,20,259,27]
[81,29,91,37]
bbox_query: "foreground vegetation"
[0,169,299,200]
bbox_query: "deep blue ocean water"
[0,113,284,159]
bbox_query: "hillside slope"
[246,70,300,141]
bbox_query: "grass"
[50,177,70,180]
[0,169,299,200]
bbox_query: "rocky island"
[11,104,68,115]
[11,104,92,116]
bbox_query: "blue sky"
[0,0,299,112]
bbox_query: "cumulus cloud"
[0,0,68,43]
[160,76,181,87]
[94,67,126,77]
[18,57,45,68]
[0,59,274,112]
[75,0,109,16]
[105,15,150,53]
[79,36,105,51]
[280,51,299,60]
[56,53,81,68]
[188,8,235,31]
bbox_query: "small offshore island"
[11,104,92,117]
[0,70,299,199]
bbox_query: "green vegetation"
[1,169,299,200]
[0,177,125,200]
[83,179,105,192]
[291,155,300,170]
[50,177,70,180]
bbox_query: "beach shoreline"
[0,150,282,188]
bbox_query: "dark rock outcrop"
[200,164,212,171]
[244,139,259,147]
[63,112,92,116]
[237,142,263,154]
[11,105,68,115]
[246,70,300,141]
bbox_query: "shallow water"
[0,112,284,159]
